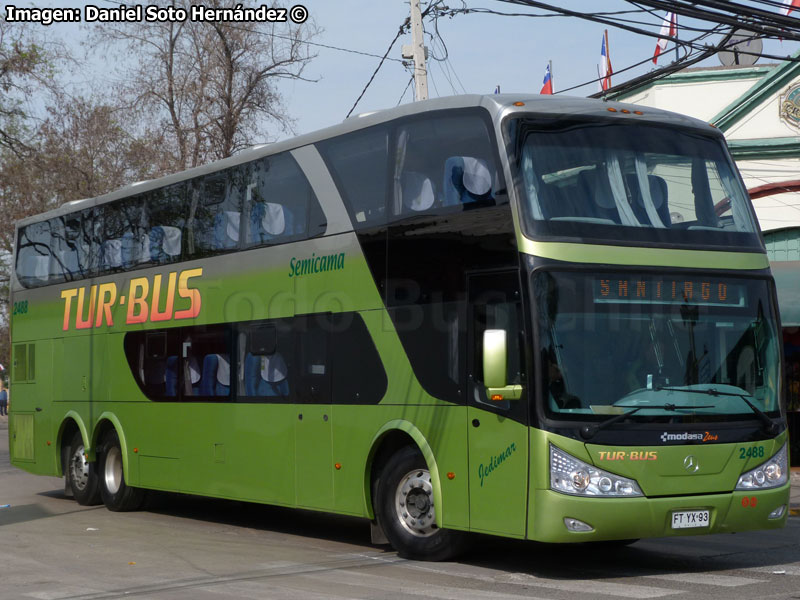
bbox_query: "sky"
[6,1,800,141]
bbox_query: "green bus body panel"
[467,407,528,537]
[11,234,380,343]
[528,429,790,542]
[584,436,788,496]
[11,414,35,462]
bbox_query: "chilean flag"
[600,31,612,92]
[540,63,553,95]
[653,12,677,64]
[783,0,800,15]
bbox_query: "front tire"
[375,446,467,561]
[66,431,101,505]
[99,430,145,511]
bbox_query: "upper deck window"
[15,151,326,288]
[318,110,506,230]
[511,118,761,250]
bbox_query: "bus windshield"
[512,118,761,248]
[534,271,782,422]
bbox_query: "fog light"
[564,517,594,532]
[768,505,786,520]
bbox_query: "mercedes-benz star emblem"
[683,455,699,473]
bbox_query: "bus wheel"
[67,431,101,505]
[99,430,145,512]
[376,446,466,561]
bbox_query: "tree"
[0,96,164,373]
[92,0,319,170]
[0,21,56,156]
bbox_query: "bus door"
[294,315,334,510]
[467,271,529,537]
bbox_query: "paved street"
[2,417,800,600]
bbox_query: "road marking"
[645,573,765,587]
[302,569,551,600]
[751,564,800,576]
[406,562,681,598]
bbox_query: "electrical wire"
[397,75,415,105]
[345,24,408,118]
[97,0,407,64]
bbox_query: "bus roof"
[16,94,716,228]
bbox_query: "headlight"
[735,444,788,490]
[550,445,643,497]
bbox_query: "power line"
[98,0,406,64]
[345,24,408,119]
[397,76,415,105]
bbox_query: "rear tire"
[376,446,467,561]
[99,430,145,512]
[66,431,101,505]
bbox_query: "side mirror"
[482,329,522,401]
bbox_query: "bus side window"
[181,325,231,399]
[295,315,330,403]
[147,184,186,264]
[189,166,246,256]
[16,220,55,287]
[239,322,292,399]
[317,124,390,228]
[328,313,388,405]
[102,198,147,271]
[246,153,325,247]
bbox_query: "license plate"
[671,510,710,529]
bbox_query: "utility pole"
[403,0,428,101]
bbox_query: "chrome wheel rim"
[104,445,123,495]
[394,468,437,537]
[69,444,89,491]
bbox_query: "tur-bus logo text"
[60,268,203,331]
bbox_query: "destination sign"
[593,276,746,308]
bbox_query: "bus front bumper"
[528,484,790,543]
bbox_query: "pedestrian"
[0,381,8,417]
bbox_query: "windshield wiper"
[580,403,715,440]
[656,386,778,435]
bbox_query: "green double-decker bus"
[9,95,790,560]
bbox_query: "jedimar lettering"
[478,442,517,487]
[60,268,202,331]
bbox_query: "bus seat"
[143,358,167,394]
[577,170,620,223]
[249,202,291,244]
[537,181,568,220]
[212,211,240,250]
[400,171,435,212]
[626,174,670,226]
[52,236,80,280]
[648,175,670,225]
[102,238,123,269]
[183,355,201,396]
[20,254,51,284]
[199,353,230,396]
[165,356,178,396]
[244,351,289,396]
[443,156,493,206]
[121,230,150,268]
[150,226,182,262]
